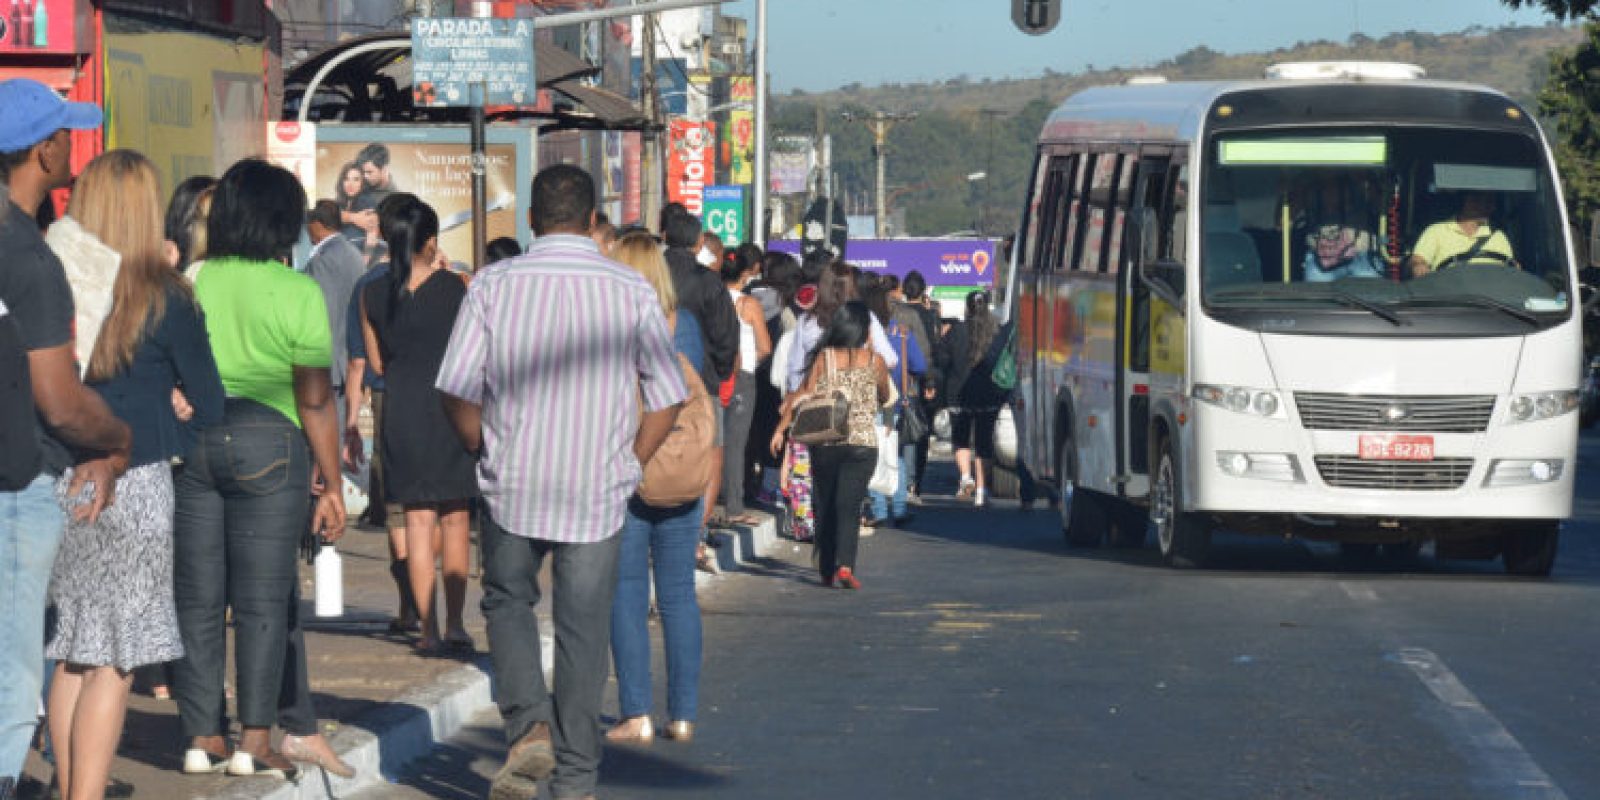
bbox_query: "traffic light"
[1012,0,1061,35]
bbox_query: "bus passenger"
[1408,191,1515,277]
[1301,174,1383,282]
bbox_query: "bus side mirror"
[1144,258,1186,307]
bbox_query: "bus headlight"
[1507,391,1578,424]
[1194,384,1286,418]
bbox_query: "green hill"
[772,24,1583,238]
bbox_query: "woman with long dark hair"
[171,159,346,781]
[360,194,479,655]
[940,289,1006,507]
[783,260,898,393]
[333,160,381,262]
[772,301,891,589]
[46,151,226,800]
[162,175,215,274]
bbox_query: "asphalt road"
[354,431,1600,800]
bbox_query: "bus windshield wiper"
[1395,294,1541,325]
[1211,285,1405,326]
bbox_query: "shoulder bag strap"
[898,326,909,405]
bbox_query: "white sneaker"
[183,748,229,774]
[974,488,988,508]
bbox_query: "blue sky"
[718,0,1559,92]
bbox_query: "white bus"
[1004,62,1580,575]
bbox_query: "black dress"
[364,269,480,504]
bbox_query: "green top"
[193,256,332,428]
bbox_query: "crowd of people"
[0,76,1021,800]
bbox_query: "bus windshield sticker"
[1218,136,1386,166]
[1433,163,1537,193]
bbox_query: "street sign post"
[704,185,746,247]
[1011,0,1061,35]
[410,17,535,271]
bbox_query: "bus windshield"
[1201,127,1570,332]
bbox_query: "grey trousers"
[719,372,756,517]
[481,511,621,799]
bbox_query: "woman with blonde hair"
[604,230,708,744]
[44,149,226,800]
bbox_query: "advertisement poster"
[266,122,317,197]
[623,131,641,226]
[728,76,755,185]
[769,135,813,196]
[314,139,520,265]
[667,118,716,216]
[767,239,995,287]
[0,0,88,55]
[105,30,266,193]
[601,130,625,224]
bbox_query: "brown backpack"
[637,353,716,508]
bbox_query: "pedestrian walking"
[170,158,346,782]
[0,79,132,799]
[745,251,799,506]
[940,289,1008,508]
[437,165,687,800]
[864,282,925,527]
[716,247,772,527]
[360,193,479,656]
[606,231,709,746]
[784,260,898,393]
[772,301,892,590]
[43,150,226,800]
[899,271,944,502]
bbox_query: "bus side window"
[1143,162,1188,299]
[1064,154,1093,272]
[1104,156,1136,274]
[1026,156,1064,273]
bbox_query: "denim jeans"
[611,497,702,724]
[171,399,310,737]
[869,440,918,520]
[0,474,63,784]
[481,511,620,800]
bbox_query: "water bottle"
[314,542,343,618]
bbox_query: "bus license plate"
[1359,435,1434,461]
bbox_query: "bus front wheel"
[1150,445,1210,568]
[1059,439,1105,547]
[1502,522,1559,577]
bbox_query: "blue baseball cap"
[0,79,102,153]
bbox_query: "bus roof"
[1039,77,1522,145]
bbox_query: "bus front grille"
[1294,393,1496,433]
[1312,456,1474,491]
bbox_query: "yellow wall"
[105,29,265,195]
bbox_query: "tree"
[1501,0,1599,20]
[1537,22,1600,222]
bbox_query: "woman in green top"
[169,159,347,781]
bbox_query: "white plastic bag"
[868,424,900,496]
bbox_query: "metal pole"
[471,84,487,271]
[641,3,661,228]
[752,0,768,244]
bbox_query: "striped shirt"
[435,234,687,542]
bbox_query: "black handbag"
[895,328,929,441]
[790,349,852,446]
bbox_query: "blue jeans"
[869,441,918,520]
[610,497,702,724]
[0,474,64,783]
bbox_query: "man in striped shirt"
[437,165,686,800]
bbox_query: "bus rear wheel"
[1059,439,1105,547]
[1150,444,1210,568]
[1502,522,1559,577]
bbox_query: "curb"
[202,514,777,800]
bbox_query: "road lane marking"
[1340,582,1379,602]
[1396,647,1567,799]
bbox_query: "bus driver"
[1408,191,1516,277]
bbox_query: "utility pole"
[752,0,769,243]
[842,110,916,238]
[640,3,661,228]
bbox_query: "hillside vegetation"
[773,24,1583,237]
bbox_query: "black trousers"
[809,444,877,579]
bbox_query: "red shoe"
[835,566,861,590]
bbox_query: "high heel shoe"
[280,733,356,779]
[605,715,654,744]
[835,566,861,590]
[662,721,694,742]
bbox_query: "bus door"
[1117,150,1175,501]
[1024,152,1078,479]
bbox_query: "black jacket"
[939,319,1009,411]
[666,246,739,391]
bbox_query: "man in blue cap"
[0,78,130,800]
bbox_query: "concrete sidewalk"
[18,509,779,800]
